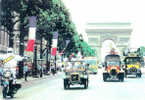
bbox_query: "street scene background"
[0,0,145,100]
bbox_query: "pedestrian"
[43,64,46,75]
[39,64,43,78]
[23,64,28,81]
[51,63,55,76]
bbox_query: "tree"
[1,0,82,57]
[1,0,20,47]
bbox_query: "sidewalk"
[0,72,62,95]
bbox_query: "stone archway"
[85,22,133,62]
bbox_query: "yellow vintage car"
[85,59,98,74]
[124,56,142,78]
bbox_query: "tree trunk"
[18,17,25,78]
[8,34,14,48]
[40,34,43,60]
[19,31,24,56]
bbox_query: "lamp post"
[33,45,38,77]
[46,40,49,73]
[17,42,24,79]
[79,35,83,57]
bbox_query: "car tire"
[119,75,124,82]
[103,74,107,82]
[136,72,142,78]
[64,79,68,89]
[120,77,124,82]
[84,79,88,89]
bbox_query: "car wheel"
[84,79,88,89]
[10,94,14,98]
[103,74,107,82]
[120,77,124,82]
[119,75,124,82]
[64,79,68,89]
[137,72,142,78]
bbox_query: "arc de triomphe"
[85,22,133,62]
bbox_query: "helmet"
[4,70,11,78]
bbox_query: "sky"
[62,0,145,48]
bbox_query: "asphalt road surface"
[0,69,145,100]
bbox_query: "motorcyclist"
[2,69,15,98]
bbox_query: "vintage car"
[103,51,124,82]
[123,52,142,78]
[85,59,98,74]
[63,61,89,89]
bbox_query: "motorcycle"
[2,78,10,98]
[2,71,21,99]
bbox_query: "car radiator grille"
[71,74,79,81]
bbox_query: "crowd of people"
[22,62,61,80]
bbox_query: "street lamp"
[79,34,83,57]
[46,40,50,74]
[62,40,70,60]
[33,44,38,77]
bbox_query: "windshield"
[107,61,120,66]
[105,55,120,62]
[85,60,96,65]
[125,57,141,64]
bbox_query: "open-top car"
[63,61,89,89]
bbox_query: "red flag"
[25,27,36,52]
[26,40,35,51]
[51,48,57,56]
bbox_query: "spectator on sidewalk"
[43,64,47,75]
[23,64,28,81]
[38,64,43,78]
[51,63,55,76]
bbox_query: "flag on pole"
[25,16,37,52]
[51,32,58,56]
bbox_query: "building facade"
[0,0,9,54]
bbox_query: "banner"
[51,32,58,56]
[25,16,37,52]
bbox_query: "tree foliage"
[1,0,95,57]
